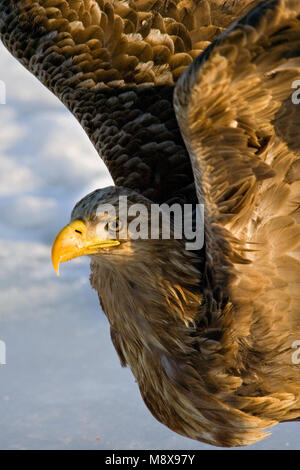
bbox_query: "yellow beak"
[51,220,120,276]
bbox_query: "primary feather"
[1,0,300,447]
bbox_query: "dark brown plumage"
[1,0,300,447]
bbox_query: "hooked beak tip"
[51,220,87,276]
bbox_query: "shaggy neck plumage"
[90,239,203,345]
[88,239,276,447]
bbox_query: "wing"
[174,0,300,385]
[0,0,259,205]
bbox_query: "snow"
[0,43,299,450]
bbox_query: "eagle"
[1,0,300,447]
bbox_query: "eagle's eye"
[107,219,123,233]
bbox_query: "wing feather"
[174,0,300,399]
[0,0,259,203]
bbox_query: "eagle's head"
[52,186,154,274]
[51,185,197,275]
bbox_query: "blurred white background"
[0,43,299,450]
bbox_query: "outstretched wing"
[174,0,300,374]
[0,0,259,204]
